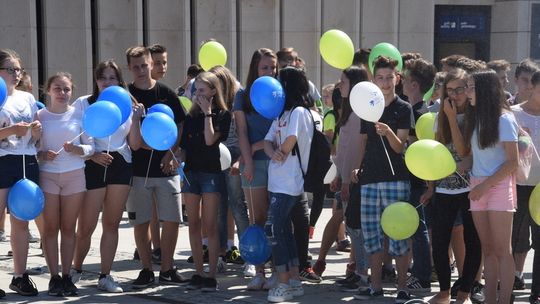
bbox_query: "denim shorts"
[182,171,223,195]
[240,159,269,188]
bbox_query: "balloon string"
[379,135,395,176]
[144,150,154,187]
[103,136,111,183]
[248,184,254,225]
[56,131,85,154]
[170,149,190,186]
[455,171,470,186]
[22,154,26,179]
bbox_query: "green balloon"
[423,84,435,102]
[415,112,436,140]
[319,29,354,69]
[381,202,419,240]
[198,41,227,71]
[530,183,540,225]
[179,96,192,112]
[368,42,403,73]
[405,139,456,181]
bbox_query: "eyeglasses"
[0,67,24,75]
[446,86,466,95]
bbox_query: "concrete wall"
[0,0,539,98]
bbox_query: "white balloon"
[350,81,385,122]
[324,162,337,184]
[219,143,232,170]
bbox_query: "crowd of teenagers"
[0,44,539,304]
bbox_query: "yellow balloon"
[530,183,540,225]
[416,112,436,140]
[179,96,192,112]
[405,139,456,181]
[381,202,419,240]
[319,29,354,69]
[198,41,227,71]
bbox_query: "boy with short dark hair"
[510,58,539,105]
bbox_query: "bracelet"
[205,113,215,117]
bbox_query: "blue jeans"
[218,170,250,250]
[265,192,300,273]
[346,226,369,273]
[409,185,432,283]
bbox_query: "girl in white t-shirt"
[263,67,313,303]
[0,49,42,297]
[36,73,94,297]
[464,70,519,304]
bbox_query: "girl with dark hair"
[71,60,143,293]
[0,49,42,297]
[465,70,519,304]
[37,73,94,296]
[263,66,312,302]
[232,48,278,285]
[423,68,481,304]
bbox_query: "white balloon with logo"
[350,81,385,122]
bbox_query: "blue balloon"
[141,112,178,151]
[83,101,122,138]
[0,77,7,110]
[250,76,285,119]
[8,179,45,221]
[36,101,45,109]
[148,103,174,120]
[239,225,271,265]
[97,86,131,124]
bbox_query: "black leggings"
[309,184,328,227]
[292,194,310,270]
[431,192,481,292]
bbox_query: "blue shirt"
[471,112,518,177]
[232,89,272,160]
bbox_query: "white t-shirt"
[72,95,133,163]
[511,104,540,186]
[0,90,39,156]
[37,107,94,173]
[265,107,313,196]
[471,112,518,177]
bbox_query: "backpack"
[293,108,332,193]
[516,128,538,184]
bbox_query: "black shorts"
[0,154,39,189]
[84,152,132,190]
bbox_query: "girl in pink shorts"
[464,70,519,304]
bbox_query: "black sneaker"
[132,269,155,289]
[514,275,526,290]
[529,293,540,304]
[451,277,463,298]
[406,275,431,293]
[353,287,384,300]
[299,267,322,283]
[152,248,162,264]
[187,245,209,263]
[186,274,204,290]
[201,277,218,292]
[225,246,244,264]
[47,275,63,296]
[62,274,78,296]
[471,281,485,304]
[395,290,411,304]
[0,288,4,298]
[335,273,357,286]
[159,268,190,285]
[9,273,38,296]
[382,267,397,283]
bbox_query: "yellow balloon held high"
[405,139,456,181]
[319,29,354,69]
[529,183,540,225]
[415,112,437,140]
[198,41,227,71]
[381,202,419,240]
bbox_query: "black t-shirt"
[180,109,231,173]
[359,96,413,185]
[129,82,186,177]
[408,101,427,189]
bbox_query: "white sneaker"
[267,283,293,302]
[263,272,278,290]
[98,275,123,293]
[288,279,304,297]
[243,263,256,277]
[247,273,266,290]
[204,256,227,273]
[28,231,40,243]
[0,230,6,242]
[70,268,82,284]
